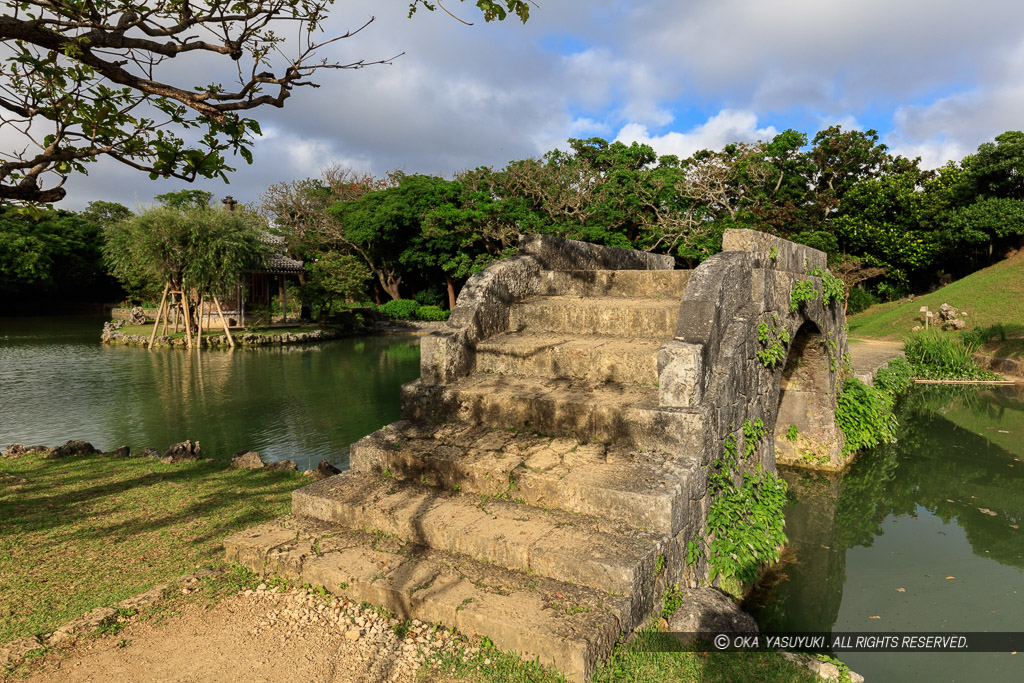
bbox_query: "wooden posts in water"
[148,283,170,349]
[213,295,236,348]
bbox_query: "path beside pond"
[848,338,904,384]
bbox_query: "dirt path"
[17,586,464,683]
[847,338,904,381]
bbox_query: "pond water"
[0,315,421,471]
[751,384,1024,682]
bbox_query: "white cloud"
[615,110,778,158]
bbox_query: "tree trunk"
[445,272,457,311]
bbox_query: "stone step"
[292,472,669,610]
[475,332,662,385]
[349,421,700,537]
[508,296,679,339]
[401,375,704,453]
[225,516,630,680]
[536,269,691,299]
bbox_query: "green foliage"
[414,305,449,321]
[785,425,800,442]
[706,465,789,584]
[103,205,267,297]
[872,356,914,397]
[903,329,999,380]
[661,583,685,618]
[756,316,790,369]
[379,298,421,320]
[743,417,767,457]
[303,251,372,317]
[789,278,819,312]
[3,3,529,204]
[809,267,845,306]
[705,426,788,584]
[845,286,880,315]
[0,205,112,301]
[686,540,702,567]
[835,379,898,455]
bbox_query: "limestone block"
[658,341,704,408]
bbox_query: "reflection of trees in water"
[96,337,421,464]
[755,386,1024,632]
[834,386,1024,567]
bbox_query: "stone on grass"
[107,446,131,458]
[137,447,160,459]
[46,440,96,458]
[161,440,201,464]
[231,450,265,469]
[266,459,298,471]
[664,587,758,644]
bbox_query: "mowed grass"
[0,451,307,644]
[848,250,1024,343]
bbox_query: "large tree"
[0,1,530,204]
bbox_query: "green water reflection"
[0,315,421,470]
[751,385,1024,682]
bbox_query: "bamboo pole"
[213,295,235,348]
[149,283,170,349]
[181,287,194,349]
[195,290,204,349]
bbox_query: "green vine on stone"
[790,266,844,312]
[705,427,788,584]
[742,417,767,458]
[789,278,819,312]
[756,314,790,369]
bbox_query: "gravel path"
[23,585,472,683]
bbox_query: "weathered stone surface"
[508,296,679,339]
[722,228,827,274]
[3,443,49,458]
[231,450,264,469]
[304,459,342,481]
[665,587,758,634]
[160,440,201,464]
[476,332,662,385]
[225,516,626,680]
[226,229,850,681]
[137,447,159,459]
[536,269,690,298]
[265,459,298,471]
[106,445,131,458]
[45,440,96,458]
[520,233,674,271]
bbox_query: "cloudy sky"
[43,0,1024,210]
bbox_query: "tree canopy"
[0,0,530,204]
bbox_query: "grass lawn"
[848,250,1024,342]
[1,451,823,682]
[0,451,306,644]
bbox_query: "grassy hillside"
[848,250,1024,355]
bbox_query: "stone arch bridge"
[227,230,849,679]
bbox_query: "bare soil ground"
[14,586,462,683]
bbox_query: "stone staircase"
[226,251,707,678]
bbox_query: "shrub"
[414,305,449,321]
[873,356,914,397]
[413,288,444,307]
[379,299,421,320]
[836,378,898,455]
[903,329,996,380]
[846,286,880,315]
